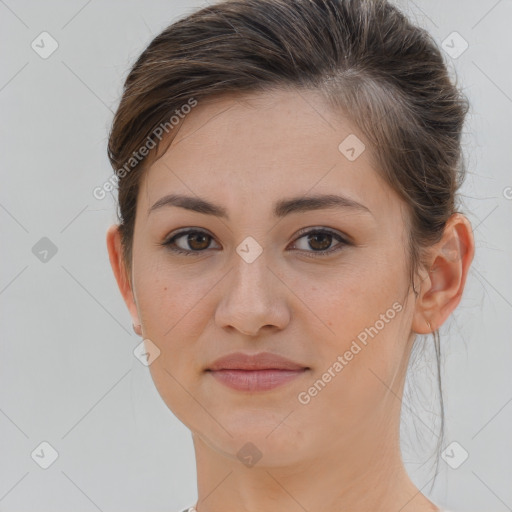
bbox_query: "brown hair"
[107,0,469,487]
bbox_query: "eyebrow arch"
[148,193,372,219]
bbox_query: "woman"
[105,0,474,511]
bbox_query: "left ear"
[412,213,475,334]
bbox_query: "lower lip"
[208,369,308,392]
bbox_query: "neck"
[190,417,439,512]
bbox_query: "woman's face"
[120,88,418,466]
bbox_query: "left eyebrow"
[274,194,373,218]
[148,193,373,219]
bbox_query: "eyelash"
[161,227,350,258]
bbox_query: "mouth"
[205,351,310,391]
[206,351,308,371]
[206,368,309,392]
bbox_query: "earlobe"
[106,224,141,331]
[411,213,474,335]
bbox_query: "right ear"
[106,224,142,335]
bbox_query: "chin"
[217,420,307,460]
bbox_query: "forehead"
[138,88,401,222]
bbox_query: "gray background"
[1,0,511,511]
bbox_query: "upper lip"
[207,352,308,371]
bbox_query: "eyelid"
[291,226,350,243]
[164,227,212,243]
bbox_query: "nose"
[215,251,290,336]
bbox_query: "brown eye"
[290,228,348,256]
[163,229,220,255]
[306,232,333,251]
[184,232,211,251]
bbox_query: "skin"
[106,88,474,512]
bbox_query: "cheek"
[294,268,408,433]
[132,255,213,355]
[132,263,214,423]
[308,259,402,329]
[301,253,408,373]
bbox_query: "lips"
[205,352,309,392]
[206,351,308,371]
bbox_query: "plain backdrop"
[1,0,511,511]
